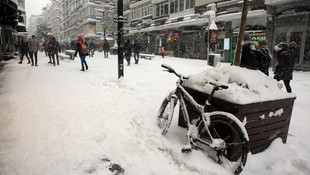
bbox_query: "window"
[180,0,184,12]
[170,0,179,14]
[155,0,169,17]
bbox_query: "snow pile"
[183,66,296,104]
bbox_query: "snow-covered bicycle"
[157,64,249,175]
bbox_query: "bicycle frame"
[173,82,221,150]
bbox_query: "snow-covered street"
[0,51,309,175]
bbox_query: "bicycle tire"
[199,113,249,175]
[157,96,176,136]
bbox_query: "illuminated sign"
[250,35,266,41]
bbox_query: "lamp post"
[116,0,124,78]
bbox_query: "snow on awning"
[127,17,209,36]
[11,0,18,6]
[84,34,101,39]
[81,18,100,25]
[18,6,25,12]
[216,9,268,22]
[17,22,25,27]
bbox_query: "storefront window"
[276,32,286,44]
[277,15,307,27]
[303,30,310,65]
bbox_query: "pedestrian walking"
[28,35,40,66]
[133,40,141,64]
[161,46,165,58]
[74,35,89,71]
[240,33,257,70]
[48,36,60,66]
[103,39,110,58]
[17,38,30,64]
[88,41,95,57]
[273,42,295,93]
[256,39,271,76]
[124,39,132,65]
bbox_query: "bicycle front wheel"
[157,95,177,136]
[200,113,249,175]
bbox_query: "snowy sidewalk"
[0,51,310,175]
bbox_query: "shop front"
[273,13,310,70]
[230,32,267,63]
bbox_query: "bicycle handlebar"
[161,64,188,79]
[209,82,229,90]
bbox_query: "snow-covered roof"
[127,17,209,36]
[216,9,267,22]
[182,66,296,105]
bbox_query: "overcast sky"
[25,0,51,21]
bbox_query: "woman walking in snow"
[74,36,89,71]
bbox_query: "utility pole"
[233,0,249,66]
[116,0,124,78]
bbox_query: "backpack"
[79,41,89,55]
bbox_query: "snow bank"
[183,66,296,104]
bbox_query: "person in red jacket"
[74,36,89,71]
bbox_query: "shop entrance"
[275,27,306,64]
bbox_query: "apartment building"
[34,0,116,44]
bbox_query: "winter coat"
[240,41,257,70]
[256,46,271,76]
[28,38,40,53]
[103,40,110,51]
[48,38,58,54]
[74,41,88,57]
[18,40,28,54]
[124,41,132,56]
[274,49,294,80]
[133,42,141,53]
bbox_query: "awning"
[216,9,268,22]
[84,33,101,39]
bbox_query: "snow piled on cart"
[183,66,296,105]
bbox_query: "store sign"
[250,35,266,41]
[210,30,217,43]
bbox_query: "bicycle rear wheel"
[157,96,177,136]
[199,114,249,175]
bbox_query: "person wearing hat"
[74,35,89,71]
[256,39,272,75]
[28,35,40,66]
[240,33,258,70]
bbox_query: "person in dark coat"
[17,38,30,64]
[88,41,95,57]
[256,39,271,76]
[103,39,110,58]
[240,34,257,70]
[124,39,132,65]
[48,36,60,66]
[273,42,295,93]
[133,40,141,64]
[74,35,89,71]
